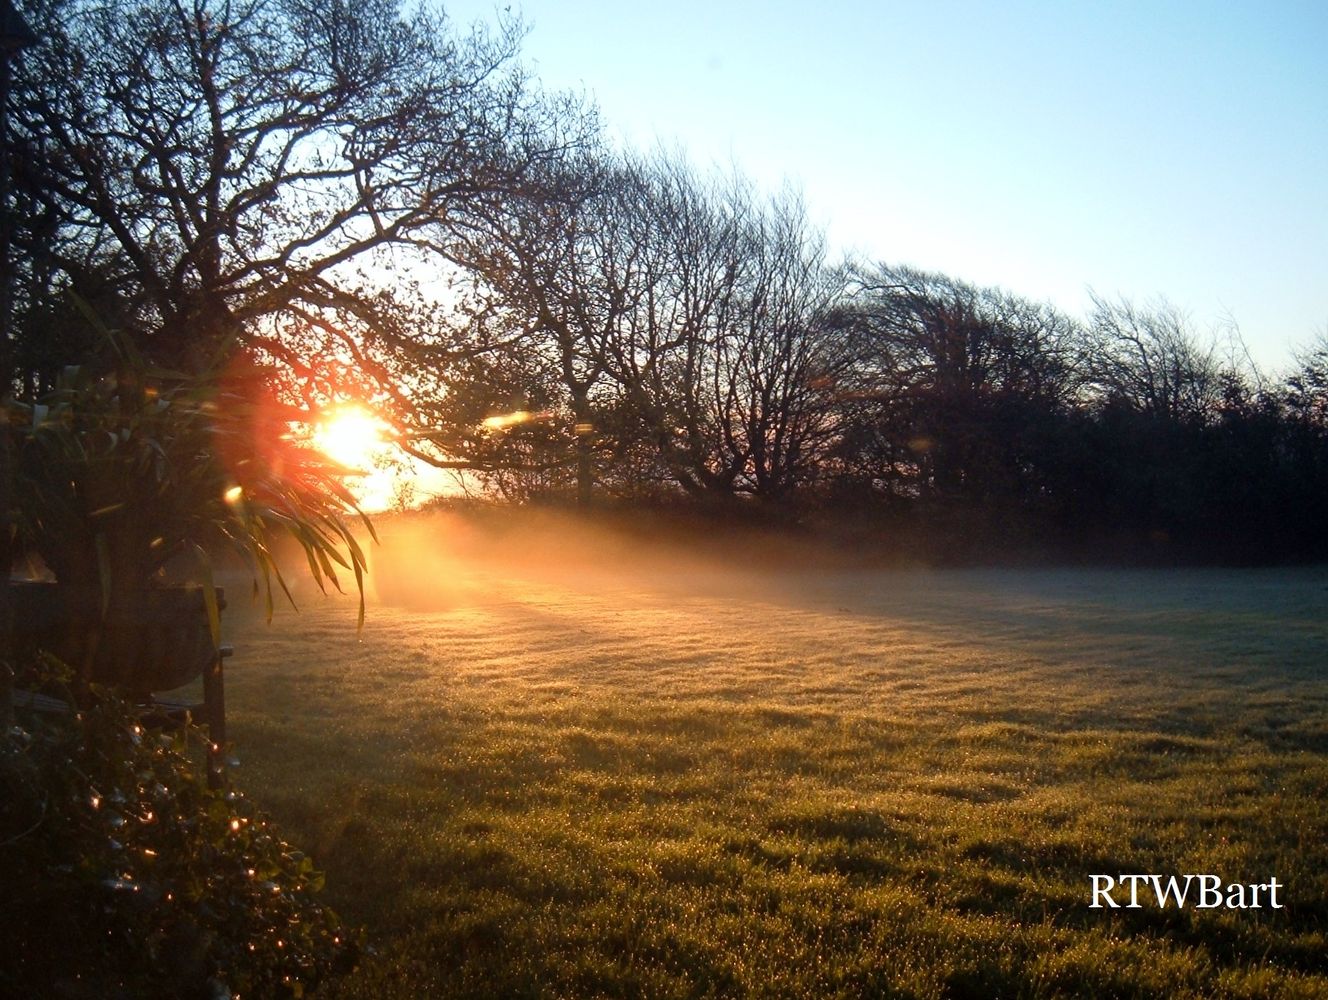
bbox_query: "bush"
[1,677,357,999]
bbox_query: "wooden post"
[203,645,230,789]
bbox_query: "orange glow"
[482,409,531,431]
[314,406,388,471]
[481,409,555,432]
[310,404,426,512]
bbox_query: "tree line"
[7,0,1327,563]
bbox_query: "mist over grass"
[218,509,1328,998]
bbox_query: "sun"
[313,406,388,472]
[309,404,458,512]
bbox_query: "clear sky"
[440,0,1327,373]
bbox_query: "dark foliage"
[6,1,1324,566]
[0,670,357,999]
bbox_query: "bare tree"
[1286,331,1328,428]
[597,153,748,498]
[1084,293,1222,422]
[595,163,844,502]
[715,187,845,499]
[425,146,644,503]
[430,148,846,506]
[833,264,1079,503]
[10,0,586,385]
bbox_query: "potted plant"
[6,336,373,700]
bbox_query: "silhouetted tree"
[10,0,585,386]
[1286,333,1328,428]
[831,265,1079,526]
[596,154,748,500]
[423,145,638,503]
[1083,294,1221,422]
[716,188,845,500]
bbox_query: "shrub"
[1,675,357,999]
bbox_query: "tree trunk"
[572,391,593,507]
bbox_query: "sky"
[441,0,1327,372]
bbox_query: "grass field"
[216,513,1328,998]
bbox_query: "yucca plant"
[7,339,375,696]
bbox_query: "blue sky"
[445,0,1326,371]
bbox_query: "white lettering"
[1119,874,1147,908]
[1197,875,1224,908]
[1149,874,1193,908]
[1090,875,1118,908]
[1092,874,1285,910]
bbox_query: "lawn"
[217,512,1328,998]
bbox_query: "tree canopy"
[10,0,589,385]
[7,0,1327,563]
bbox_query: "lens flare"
[481,409,555,432]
